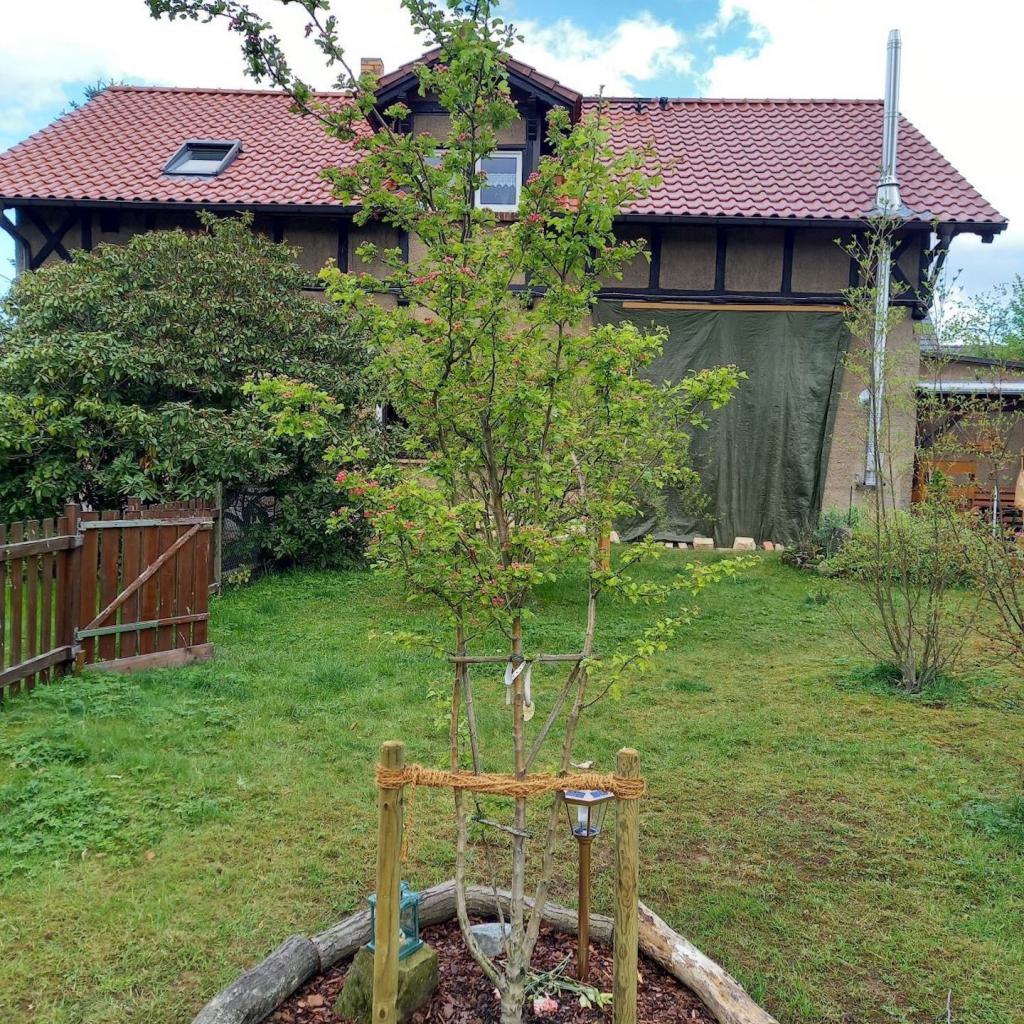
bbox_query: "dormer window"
[426,151,523,212]
[475,152,522,212]
[163,139,240,177]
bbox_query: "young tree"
[147,2,741,1019]
[0,214,371,567]
[953,274,1024,362]
[831,223,984,692]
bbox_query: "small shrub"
[782,506,860,570]
[0,769,129,875]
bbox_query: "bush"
[822,495,983,692]
[0,214,374,568]
[782,506,860,569]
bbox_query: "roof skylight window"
[163,139,240,176]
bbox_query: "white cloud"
[513,13,693,96]
[0,1,424,126]
[702,0,1023,294]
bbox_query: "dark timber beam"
[780,227,794,294]
[890,234,912,289]
[0,207,32,271]
[337,221,349,273]
[714,227,727,292]
[24,208,78,268]
[648,226,663,291]
[525,98,541,176]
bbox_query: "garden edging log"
[192,880,777,1024]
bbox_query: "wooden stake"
[613,748,640,1024]
[372,740,405,1024]
[577,837,592,981]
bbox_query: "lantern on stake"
[562,788,615,981]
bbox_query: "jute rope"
[377,765,646,861]
[375,764,647,800]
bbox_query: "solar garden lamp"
[367,880,424,960]
[562,788,615,981]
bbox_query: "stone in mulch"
[267,919,715,1024]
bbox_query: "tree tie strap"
[375,764,647,800]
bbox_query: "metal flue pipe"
[865,28,903,488]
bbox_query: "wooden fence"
[0,498,220,700]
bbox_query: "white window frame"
[474,151,523,213]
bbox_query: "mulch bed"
[267,919,715,1024]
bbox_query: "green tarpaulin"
[593,303,849,546]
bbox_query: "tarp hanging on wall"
[593,303,849,546]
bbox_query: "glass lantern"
[367,880,424,960]
[562,788,615,839]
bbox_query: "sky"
[1,0,1021,299]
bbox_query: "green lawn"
[1,555,1022,1024]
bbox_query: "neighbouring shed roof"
[919,380,1024,396]
[0,73,1006,232]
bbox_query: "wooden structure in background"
[0,498,219,700]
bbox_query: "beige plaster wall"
[821,312,918,511]
[790,228,851,293]
[724,227,784,292]
[658,226,716,290]
[600,225,650,289]
[413,111,527,146]
[349,222,402,279]
[18,208,84,268]
[281,218,338,275]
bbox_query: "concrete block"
[733,537,756,551]
[335,943,439,1023]
[470,921,511,957]
[692,537,714,550]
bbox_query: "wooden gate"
[0,498,219,700]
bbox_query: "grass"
[1,554,1022,1024]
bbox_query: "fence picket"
[10,522,23,690]
[40,519,54,684]
[157,521,177,651]
[139,521,159,658]
[98,510,120,662]
[0,524,6,678]
[77,512,100,666]
[121,506,142,660]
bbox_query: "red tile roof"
[0,83,1005,230]
[0,86,366,208]
[595,97,1004,227]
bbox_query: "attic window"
[475,152,522,212]
[163,139,240,176]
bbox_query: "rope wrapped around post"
[374,764,647,801]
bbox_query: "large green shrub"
[0,214,372,567]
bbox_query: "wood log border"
[191,880,778,1024]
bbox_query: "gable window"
[475,152,522,212]
[424,150,523,212]
[163,139,241,177]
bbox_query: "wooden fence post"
[212,483,223,593]
[57,504,80,673]
[372,740,405,1024]
[613,747,641,1024]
